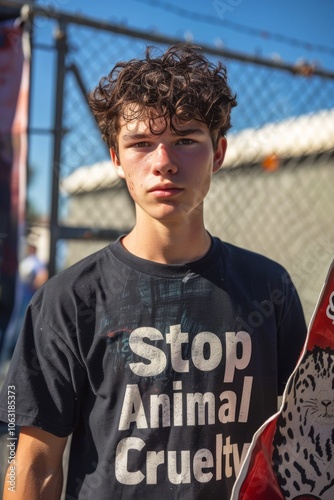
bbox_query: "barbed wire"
[134,0,334,58]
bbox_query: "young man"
[0,44,306,499]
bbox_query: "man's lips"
[149,185,183,197]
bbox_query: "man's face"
[110,114,227,225]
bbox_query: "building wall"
[205,158,334,323]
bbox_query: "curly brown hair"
[88,43,237,151]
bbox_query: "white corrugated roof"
[223,108,334,167]
[62,109,334,194]
[61,161,121,194]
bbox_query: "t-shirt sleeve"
[0,303,86,437]
[276,271,307,395]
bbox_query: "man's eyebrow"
[121,128,205,142]
[121,133,151,143]
[175,128,205,136]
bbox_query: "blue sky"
[28,0,334,215]
[36,0,334,69]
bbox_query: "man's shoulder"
[32,243,114,303]
[216,238,288,278]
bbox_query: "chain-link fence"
[24,6,334,323]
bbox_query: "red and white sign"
[232,260,334,500]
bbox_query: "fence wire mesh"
[30,13,334,323]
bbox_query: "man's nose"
[152,143,178,175]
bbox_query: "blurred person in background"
[0,232,48,366]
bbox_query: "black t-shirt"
[0,236,306,499]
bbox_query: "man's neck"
[121,219,211,265]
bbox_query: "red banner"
[0,16,29,354]
[232,259,334,500]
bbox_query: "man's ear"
[212,137,227,174]
[110,148,125,179]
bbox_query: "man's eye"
[178,138,194,145]
[133,142,151,148]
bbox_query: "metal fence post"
[48,20,67,277]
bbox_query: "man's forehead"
[118,115,163,133]
[118,112,207,135]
